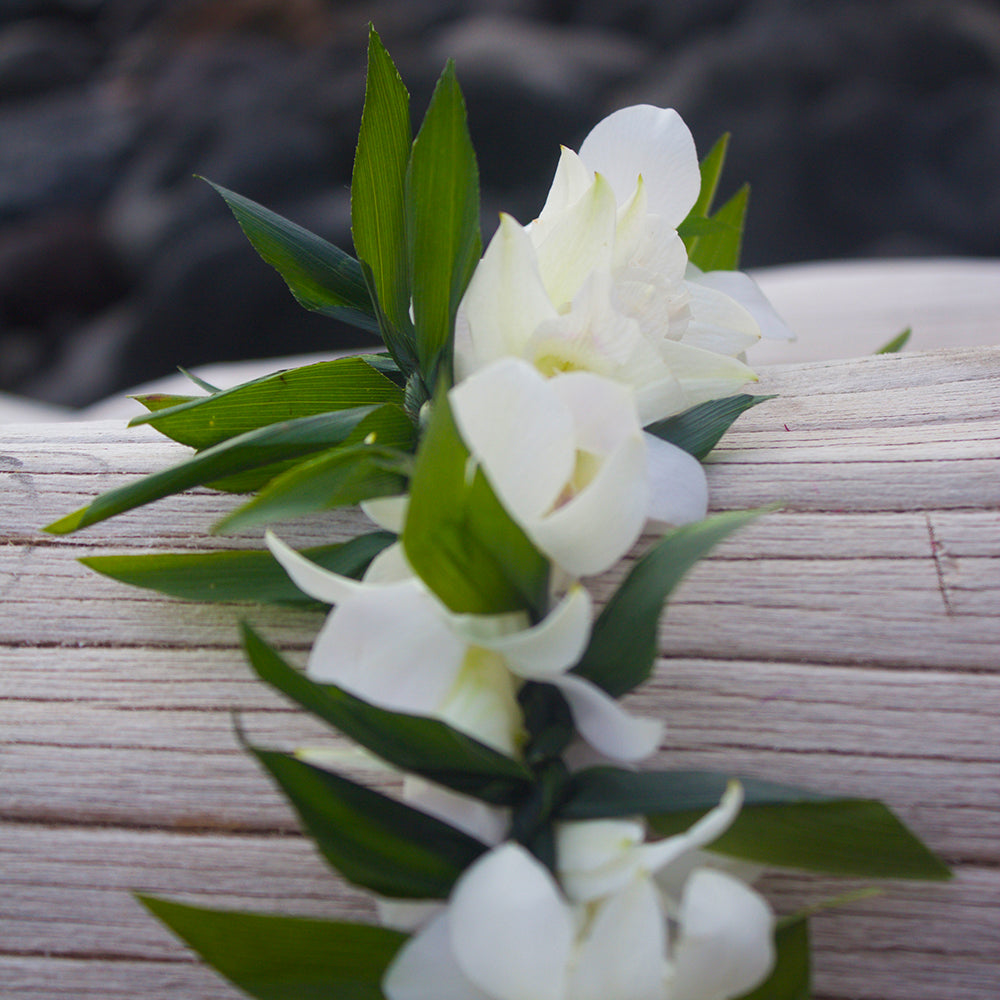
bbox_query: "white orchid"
[266,532,662,762]
[455,104,791,426]
[383,782,775,1000]
[450,358,707,578]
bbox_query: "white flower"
[450,357,707,578]
[455,105,769,426]
[266,532,662,762]
[383,783,775,1000]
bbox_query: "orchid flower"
[450,358,707,578]
[455,105,790,426]
[383,783,775,1000]
[266,532,662,762]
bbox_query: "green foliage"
[129,357,406,450]
[405,59,481,387]
[250,745,487,898]
[646,394,774,459]
[402,390,549,618]
[79,533,394,605]
[207,180,377,332]
[352,26,415,364]
[572,509,766,697]
[242,625,532,803]
[736,916,810,1000]
[876,327,912,354]
[139,896,405,1000]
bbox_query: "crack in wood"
[926,515,956,616]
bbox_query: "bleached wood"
[1,346,999,999]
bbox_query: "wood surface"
[1,346,999,999]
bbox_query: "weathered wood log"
[1,347,999,999]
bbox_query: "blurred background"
[1,0,998,407]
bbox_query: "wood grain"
[2,347,999,999]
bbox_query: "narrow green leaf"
[207,180,377,330]
[405,60,481,386]
[876,327,912,354]
[242,625,532,803]
[250,746,488,898]
[645,394,774,460]
[130,357,405,451]
[736,915,810,1000]
[139,896,405,1000]
[44,406,380,534]
[352,25,414,352]
[693,133,730,218]
[177,367,222,393]
[132,392,200,414]
[563,766,951,879]
[688,183,749,272]
[79,533,394,605]
[403,390,549,618]
[572,509,764,697]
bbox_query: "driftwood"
[1,346,999,999]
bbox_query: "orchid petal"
[670,869,775,1000]
[265,530,364,604]
[578,105,700,227]
[362,541,413,584]
[552,673,663,761]
[383,911,492,1000]
[403,776,508,846]
[538,145,596,221]
[687,265,795,341]
[682,279,761,356]
[643,434,708,529]
[656,339,758,409]
[361,494,409,532]
[556,818,645,902]
[450,357,575,525]
[570,877,667,1000]
[450,844,573,1000]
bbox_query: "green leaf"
[572,509,764,697]
[242,625,532,803]
[688,183,749,273]
[736,915,810,1000]
[681,132,731,260]
[139,896,405,1000]
[645,394,774,460]
[563,767,951,879]
[130,357,405,451]
[79,533,394,604]
[44,406,382,534]
[876,327,912,354]
[403,390,549,618]
[207,180,377,331]
[405,60,481,387]
[132,392,200,414]
[352,25,415,358]
[250,745,487,898]
[177,366,222,393]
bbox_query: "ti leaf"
[79,533,394,605]
[688,182,749,272]
[736,915,810,1000]
[405,59,481,388]
[352,25,415,365]
[139,896,405,1000]
[645,394,774,460]
[680,132,730,258]
[563,767,951,879]
[250,745,488,898]
[207,180,377,331]
[44,406,382,534]
[130,357,405,451]
[242,624,532,804]
[402,389,549,618]
[572,509,765,697]
[876,327,912,354]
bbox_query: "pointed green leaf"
[563,766,951,879]
[207,180,376,330]
[242,625,532,803]
[736,915,810,1000]
[130,357,405,451]
[352,26,414,354]
[250,745,488,898]
[645,394,774,460]
[572,509,764,696]
[876,327,912,354]
[131,392,200,414]
[44,406,381,534]
[79,533,394,604]
[177,367,222,393]
[688,183,749,272]
[403,390,549,618]
[693,133,730,219]
[139,896,405,1000]
[405,60,481,386]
